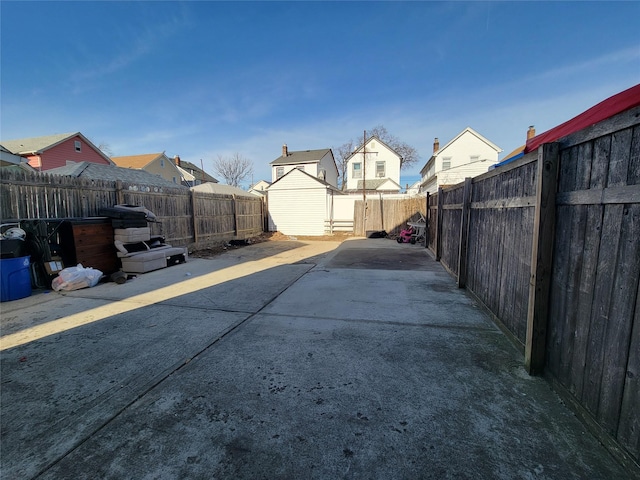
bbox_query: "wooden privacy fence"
[0,170,264,248]
[426,106,640,470]
[353,196,426,236]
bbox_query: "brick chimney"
[433,138,440,153]
[282,144,288,157]
[173,155,181,167]
[527,126,536,140]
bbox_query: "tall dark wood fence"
[426,106,640,471]
[0,170,263,248]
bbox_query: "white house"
[267,168,343,236]
[419,128,502,194]
[270,145,338,188]
[345,136,402,193]
[248,180,271,197]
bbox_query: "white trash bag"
[52,264,103,292]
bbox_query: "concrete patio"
[0,238,632,479]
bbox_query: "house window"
[74,141,81,152]
[160,158,165,167]
[296,165,305,172]
[172,177,177,183]
[442,157,451,170]
[375,161,385,178]
[276,167,284,179]
[470,155,480,163]
[352,162,362,178]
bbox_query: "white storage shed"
[267,168,342,236]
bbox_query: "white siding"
[346,138,402,191]
[437,160,493,187]
[419,128,501,193]
[333,195,357,222]
[267,169,330,236]
[319,151,339,187]
[272,163,315,182]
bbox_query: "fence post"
[425,192,430,248]
[190,190,198,244]
[116,180,125,205]
[458,178,472,288]
[232,195,238,237]
[525,142,560,375]
[435,188,443,261]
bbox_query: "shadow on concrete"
[0,262,314,479]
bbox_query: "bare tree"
[333,139,355,190]
[98,142,114,157]
[212,153,254,188]
[366,125,420,170]
[334,125,420,189]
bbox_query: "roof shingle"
[270,148,331,166]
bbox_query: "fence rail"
[427,106,640,471]
[0,170,264,248]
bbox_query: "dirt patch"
[189,232,353,259]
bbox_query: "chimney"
[174,155,181,167]
[282,144,288,157]
[433,138,440,153]
[527,126,536,140]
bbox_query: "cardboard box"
[44,257,64,275]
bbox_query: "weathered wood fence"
[426,106,640,470]
[0,170,264,248]
[354,196,426,236]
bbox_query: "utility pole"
[362,130,367,203]
[362,130,367,229]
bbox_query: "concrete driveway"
[0,238,632,479]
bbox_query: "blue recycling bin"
[0,256,32,302]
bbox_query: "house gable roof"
[251,180,272,188]
[111,153,165,169]
[420,127,502,175]
[270,148,333,166]
[345,135,402,163]
[435,127,502,158]
[177,160,218,183]
[46,162,186,189]
[355,178,402,191]
[2,132,114,164]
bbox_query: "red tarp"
[524,83,640,153]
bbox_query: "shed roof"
[191,182,257,197]
[46,162,186,189]
[268,166,342,192]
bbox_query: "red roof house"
[525,83,640,153]
[1,132,113,171]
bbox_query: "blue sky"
[1,1,639,188]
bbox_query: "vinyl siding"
[31,136,111,171]
[346,139,401,191]
[267,170,330,236]
[144,155,182,184]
